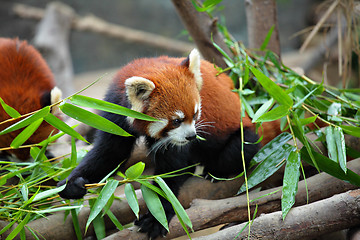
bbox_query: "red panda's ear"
[125,76,155,110]
[50,87,62,115]
[181,49,203,91]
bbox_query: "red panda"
[58,49,281,238]
[0,38,62,161]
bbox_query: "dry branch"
[193,189,360,240]
[12,3,194,54]
[171,0,233,69]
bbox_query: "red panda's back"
[0,38,57,160]
[0,38,55,115]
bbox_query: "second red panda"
[59,49,281,238]
[0,38,62,161]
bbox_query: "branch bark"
[33,2,75,97]
[171,0,233,69]
[245,0,281,57]
[193,189,360,240]
[12,3,194,54]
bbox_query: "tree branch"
[12,3,194,54]
[171,0,233,69]
[193,189,360,240]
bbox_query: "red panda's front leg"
[58,130,137,199]
[135,140,195,238]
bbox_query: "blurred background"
[0,0,318,72]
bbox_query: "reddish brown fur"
[113,55,281,145]
[0,38,58,160]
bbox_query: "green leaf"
[92,210,106,240]
[260,25,275,51]
[191,0,223,12]
[239,143,294,194]
[292,113,319,171]
[106,210,124,231]
[155,177,192,229]
[140,184,169,231]
[44,113,87,142]
[0,97,21,118]
[124,183,139,219]
[125,162,145,179]
[281,150,300,220]
[254,105,290,123]
[325,126,338,163]
[86,179,119,231]
[249,132,293,168]
[334,127,347,173]
[33,184,66,202]
[36,205,81,214]
[0,106,50,136]
[70,95,158,122]
[301,148,360,186]
[70,137,77,166]
[60,102,131,137]
[10,118,43,148]
[70,208,82,240]
[250,66,293,107]
[252,98,274,123]
[5,214,31,240]
[340,125,360,137]
[293,84,323,109]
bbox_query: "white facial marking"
[173,110,185,120]
[168,121,196,146]
[148,118,168,138]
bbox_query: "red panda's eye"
[172,119,183,127]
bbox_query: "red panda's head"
[124,49,203,147]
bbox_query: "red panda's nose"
[185,134,197,141]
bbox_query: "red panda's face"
[124,49,203,148]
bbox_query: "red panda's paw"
[135,212,172,239]
[57,177,88,199]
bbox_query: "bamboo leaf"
[140,184,169,232]
[5,214,31,240]
[252,98,274,123]
[249,132,292,168]
[33,184,66,202]
[155,177,192,229]
[260,25,275,50]
[253,105,290,123]
[44,113,87,142]
[124,183,139,219]
[60,102,131,137]
[10,118,43,148]
[250,66,293,107]
[70,208,82,240]
[86,179,119,231]
[301,148,360,186]
[325,126,338,163]
[35,205,81,214]
[334,127,347,173]
[0,97,21,118]
[292,113,319,171]
[239,143,294,194]
[281,150,301,220]
[125,162,145,180]
[340,125,360,137]
[70,95,158,122]
[106,210,124,231]
[0,107,50,136]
